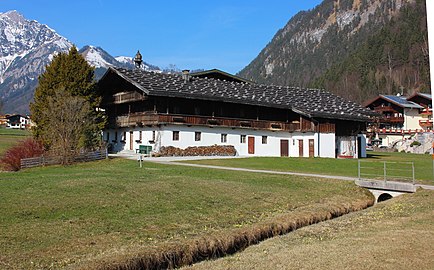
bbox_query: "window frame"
[195,131,201,141]
[221,134,227,143]
[173,131,180,141]
[240,135,246,144]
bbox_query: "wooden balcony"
[381,116,404,124]
[108,112,312,132]
[421,108,432,115]
[373,106,397,113]
[108,91,147,104]
[419,119,433,127]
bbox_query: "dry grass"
[185,189,434,270]
[83,196,373,270]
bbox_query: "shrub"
[410,141,421,147]
[1,138,44,171]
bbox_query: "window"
[114,131,118,142]
[240,135,246,144]
[262,136,268,144]
[173,131,180,141]
[106,132,110,142]
[173,106,180,114]
[195,132,201,141]
[221,134,227,143]
[194,107,201,115]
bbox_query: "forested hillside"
[238,0,429,104]
[312,0,429,102]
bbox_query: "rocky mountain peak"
[0,11,160,114]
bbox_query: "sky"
[0,0,323,74]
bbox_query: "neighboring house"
[98,67,373,158]
[0,114,9,126]
[364,93,432,147]
[6,114,31,129]
[407,92,432,131]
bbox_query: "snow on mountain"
[115,55,162,73]
[0,10,74,113]
[0,11,161,114]
[115,56,132,65]
[80,45,117,69]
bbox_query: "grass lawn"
[184,151,434,185]
[0,127,30,155]
[187,189,434,270]
[0,158,372,269]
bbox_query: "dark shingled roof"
[105,67,373,122]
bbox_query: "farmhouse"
[98,67,373,158]
[6,114,31,129]
[364,93,433,147]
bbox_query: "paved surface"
[111,153,434,190]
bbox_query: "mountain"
[0,10,72,114]
[0,11,160,114]
[79,46,161,79]
[238,0,429,104]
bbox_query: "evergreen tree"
[30,46,104,155]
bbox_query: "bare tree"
[42,88,94,164]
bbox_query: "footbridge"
[355,179,417,202]
[356,160,424,203]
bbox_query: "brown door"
[280,140,289,157]
[298,139,304,157]
[129,131,134,150]
[248,136,255,154]
[309,139,314,157]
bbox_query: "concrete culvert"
[377,193,393,203]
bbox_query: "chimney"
[182,69,191,83]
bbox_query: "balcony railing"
[381,116,404,123]
[108,92,147,104]
[108,112,310,132]
[419,119,433,127]
[373,106,397,113]
[421,108,432,115]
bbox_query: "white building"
[364,93,432,147]
[6,114,31,129]
[99,67,372,158]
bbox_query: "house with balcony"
[6,114,31,129]
[364,94,431,147]
[407,92,432,131]
[98,66,373,158]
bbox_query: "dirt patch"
[83,195,374,270]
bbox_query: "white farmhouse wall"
[318,133,336,158]
[404,108,423,130]
[103,125,363,158]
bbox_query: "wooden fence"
[20,149,108,169]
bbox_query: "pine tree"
[30,46,104,156]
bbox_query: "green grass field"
[0,158,371,269]
[185,152,434,185]
[187,189,434,270]
[0,127,30,154]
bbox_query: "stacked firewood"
[158,145,236,157]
